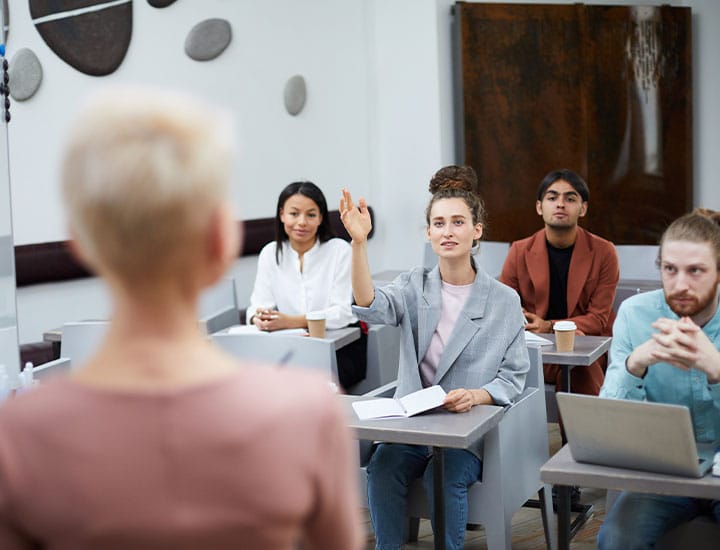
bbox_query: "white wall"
[9,0,720,343]
[689,0,720,207]
[7,0,375,244]
[7,0,380,342]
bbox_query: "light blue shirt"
[601,289,720,443]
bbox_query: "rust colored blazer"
[499,227,619,337]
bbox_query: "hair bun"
[428,165,478,194]
[693,207,720,227]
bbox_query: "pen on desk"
[278,350,294,366]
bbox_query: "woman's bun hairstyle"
[692,207,720,226]
[428,165,478,195]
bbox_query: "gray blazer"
[353,266,529,406]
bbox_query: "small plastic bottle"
[22,362,34,391]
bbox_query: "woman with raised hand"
[0,89,362,550]
[247,181,366,390]
[339,165,529,550]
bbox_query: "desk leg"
[556,366,594,543]
[432,446,446,550]
[557,485,571,550]
[559,366,571,445]
[560,365,571,393]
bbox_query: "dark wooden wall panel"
[456,3,692,244]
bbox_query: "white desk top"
[219,325,360,350]
[341,395,503,449]
[541,445,720,500]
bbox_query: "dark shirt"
[546,240,574,320]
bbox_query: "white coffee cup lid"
[554,320,577,331]
[306,311,326,321]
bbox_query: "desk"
[539,334,612,536]
[218,326,361,350]
[342,395,503,550]
[539,333,612,394]
[541,445,720,550]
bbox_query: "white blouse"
[247,238,357,330]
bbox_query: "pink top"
[419,281,473,387]
[0,367,362,550]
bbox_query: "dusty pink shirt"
[0,367,362,550]
[419,281,473,387]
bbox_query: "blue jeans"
[598,491,720,549]
[366,443,482,550]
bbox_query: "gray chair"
[347,324,400,396]
[30,320,109,379]
[33,357,72,381]
[198,277,240,334]
[58,321,109,364]
[359,345,556,550]
[211,332,338,381]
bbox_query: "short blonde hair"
[62,88,234,283]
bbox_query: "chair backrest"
[60,321,109,365]
[347,324,400,395]
[613,278,661,313]
[615,245,661,281]
[524,345,543,391]
[33,357,72,381]
[198,277,239,334]
[211,332,338,381]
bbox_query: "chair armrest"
[33,357,72,381]
[362,380,397,398]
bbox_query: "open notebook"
[352,386,447,420]
[524,331,553,346]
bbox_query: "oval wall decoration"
[283,75,306,116]
[147,0,177,7]
[184,18,232,62]
[9,48,43,101]
[29,0,133,76]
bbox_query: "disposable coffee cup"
[554,320,577,352]
[306,311,327,338]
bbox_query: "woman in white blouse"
[247,181,366,389]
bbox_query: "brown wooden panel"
[456,3,692,244]
[582,5,692,243]
[458,3,586,241]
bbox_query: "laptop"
[556,392,716,478]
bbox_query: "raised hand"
[339,189,372,243]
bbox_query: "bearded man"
[598,209,720,549]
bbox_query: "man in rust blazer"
[499,169,619,395]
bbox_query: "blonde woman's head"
[62,88,237,289]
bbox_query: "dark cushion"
[15,207,374,287]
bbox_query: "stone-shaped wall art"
[147,0,177,7]
[284,75,306,116]
[8,48,42,101]
[30,0,132,76]
[185,18,231,61]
